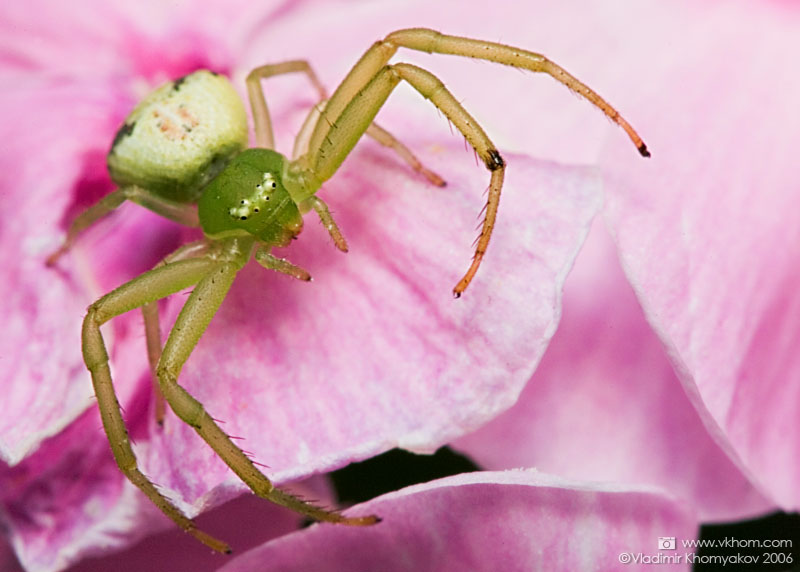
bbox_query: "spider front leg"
[83,256,232,553]
[154,239,377,531]
[311,29,649,159]
[384,28,650,157]
[84,236,376,553]
[145,240,312,423]
[300,62,506,297]
[302,28,649,295]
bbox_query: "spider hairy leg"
[300,61,506,296]
[84,237,378,553]
[82,257,231,553]
[303,28,648,295]
[384,28,650,157]
[306,196,349,252]
[154,238,378,529]
[254,248,313,280]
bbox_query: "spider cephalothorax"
[48,28,648,553]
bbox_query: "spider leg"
[156,249,378,529]
[247,61,327,149]
[247,60,444,185]
[385,28,650,157]
[306,196,348,252]
[301,29,648,295]
[142,240,210,425]
[301,62,505,296]
[83,257,231,553]
[46,185,199,266]
[254,247,313,280]
[311,28,649,158]
[364,122,446,186]
[142,302,166,424]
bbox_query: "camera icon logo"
[658,537,677,550]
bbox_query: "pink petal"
[601,3,800,509]
[454,225,772,520]
[1,412,140,572]
[0,79,198,570]
[0,79,161,465]
[0,0,261,80]
[2,405,324,572]
[219,471,698,572]
[63,492,312,572]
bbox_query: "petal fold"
[220,471,698,572]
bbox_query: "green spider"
[47,28,648,553]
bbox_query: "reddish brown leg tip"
[638,143,651,158]
[341,513,382,526]
[44,251,63,267]
[452,277,470,298]
[429,174,447,188]
[192,529,231,554]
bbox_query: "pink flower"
[1,1,797,571]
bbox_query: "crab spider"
[47,28,648,553]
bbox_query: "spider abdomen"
[107,70,249,203]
